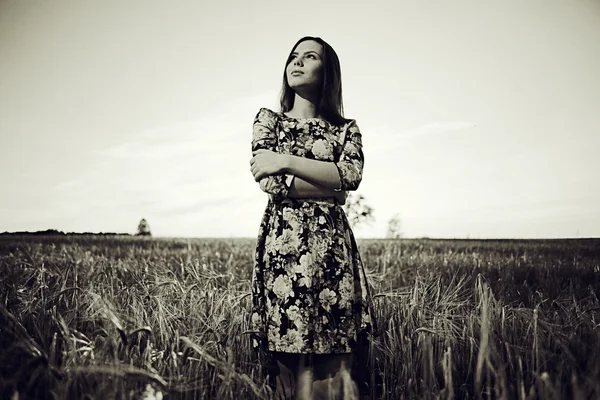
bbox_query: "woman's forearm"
[283,155,342,190]
[288,177,336,198]
[288,177,346,204]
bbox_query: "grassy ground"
[0,235,599,399]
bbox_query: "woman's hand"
[250,150,288,181]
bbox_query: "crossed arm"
[249,108,363,204]
[251,150,346,203]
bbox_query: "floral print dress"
[250,107,375,355]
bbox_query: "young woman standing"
[249,36,376,399]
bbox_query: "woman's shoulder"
[256,107,279,118]
[253,108,280,127]
[327,112,357,128]
[341,117,358,129]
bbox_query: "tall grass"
[0,235,599,399]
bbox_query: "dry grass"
[0,235,599,399]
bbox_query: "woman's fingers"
[250,163,263,181]
[250,155,264,178]
[250,151,276,181]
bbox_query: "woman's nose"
[293,58,303,66]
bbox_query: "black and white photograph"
[1,1,599,399]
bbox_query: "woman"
[249,36,375,398]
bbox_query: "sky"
[1,0,599,239]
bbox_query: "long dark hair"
[279,36,349,126]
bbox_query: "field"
[1,235,599,399]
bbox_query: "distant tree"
[342,192,375,229]
[136,218,152,236]
[387,213,402,239]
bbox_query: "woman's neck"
[288,93,321,119]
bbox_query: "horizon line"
[1,231,598,241]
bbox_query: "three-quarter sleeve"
[334,120,364,191]
[252,108,293,199]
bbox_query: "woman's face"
[286,40,324,92]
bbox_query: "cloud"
[358,120,478,155]
[96,89,279,161]
[96,118,245,160]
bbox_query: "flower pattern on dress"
[250,107,375,355]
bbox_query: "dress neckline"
[280,111,326,122]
